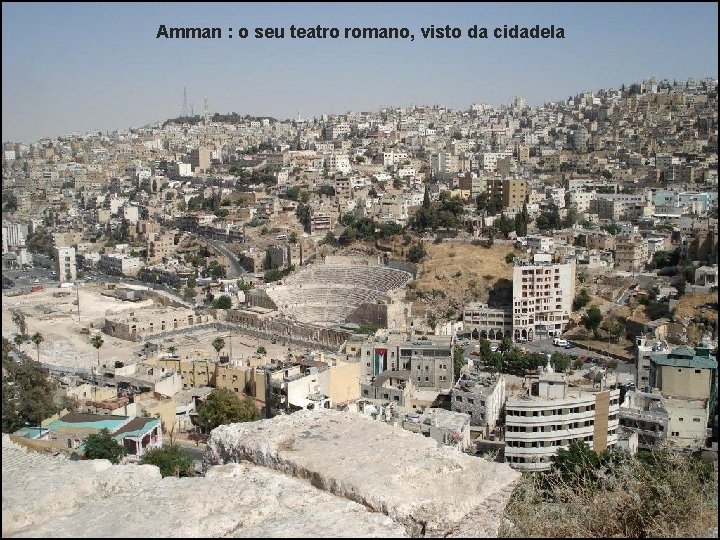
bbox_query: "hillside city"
[2,75,718,536]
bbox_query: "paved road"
[3,268,57,291]
[193,235,246,279]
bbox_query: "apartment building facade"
[614,233,649,273]
[505,371,620,471]
[360,332,454,391]
[511,253,576,342]
[54,246,77,283]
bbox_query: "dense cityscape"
[2,74,718,537]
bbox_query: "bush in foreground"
[501,443,718,538]
[139,444,195,477]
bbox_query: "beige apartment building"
[487,178,528,208]
[512,253,575,342]
[54,246,77,283]
[614,234,649,273]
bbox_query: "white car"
[553,338,569,347]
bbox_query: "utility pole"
[76,282,81,323]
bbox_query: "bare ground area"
[407,242,519,320]
[2,285,149,369]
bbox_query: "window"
[695,369,701,374]
[693,418,701,423]
[671,431,679,437]
[425,377,429,382]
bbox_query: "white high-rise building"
[512,253,575,342]
[505,367,621,471]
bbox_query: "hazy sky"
[2,2,718,143]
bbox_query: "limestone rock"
[205,410,521,537]
[2,441,161,536]
[3,438,406,538]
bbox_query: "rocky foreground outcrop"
[206,410,521,537]
[3,410,520,538]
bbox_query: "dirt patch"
[406,242,519,320]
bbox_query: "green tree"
[30,332,44,363]
[581,306,603,339]
[601,223,621,235]
[264,268,282,283]
[90,334,104,367]
[236,279,252,291]
[12,311,27,335]
[256,346,267,356]
[83,428,127,464]
[211,337,226,358]
[139,444,195,477]
[453,345,465,380]
[13,334,28,349]
[358,323,380,335]
[572,289,591,311]
[2,340,62,432]
[422,187,431,209]
[213,295,232,309]
[197,389,259,432]
[407,243,426,263]
[286,186,300,200]
[288,231,298,244]
[295,203,311,233]
[2,192,18,212]
[563,205,578,228]
[486,227,496,247]
[601,317,626,343]
[499,337,514,353]
[505,252,517,264]
[320,232,337,246]
[184,274,197,301]
[496,214,514,238]
[208,261,226,280]
[551,352,570,373]
[514,211,528,236]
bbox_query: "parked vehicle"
[564,343,575,349]
[553,338,569,347]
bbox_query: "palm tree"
[211,337,225,359]
[13,334,28,349]
[90,334,104,367]
[30,332,44,363]
[12,311,26,335]
[167,345,177,357]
